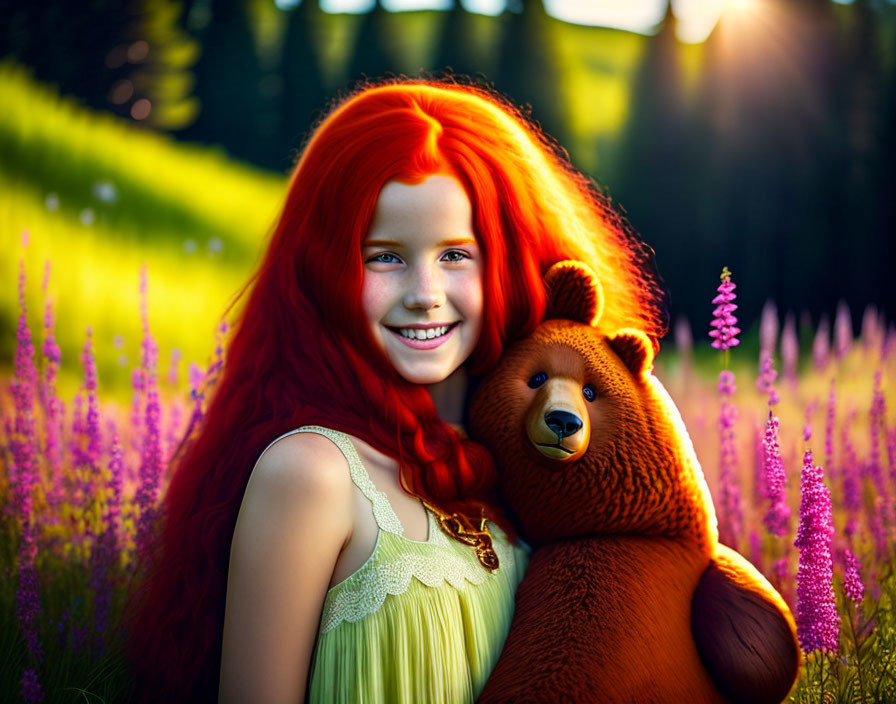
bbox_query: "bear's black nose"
[544,410,583,439]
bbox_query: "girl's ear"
[544,260,603,326]
[608,328,655,377]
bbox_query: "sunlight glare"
[671,0,726,44]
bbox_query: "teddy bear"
[469,260,800,704]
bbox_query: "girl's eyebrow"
[362,237,478,248]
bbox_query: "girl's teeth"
[400,325,449,340]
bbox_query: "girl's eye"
[368,252,400,264]
[442,250,469,263]
[583,384,596,402]
[528,371,548,389]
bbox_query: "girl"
[124,76,667,703]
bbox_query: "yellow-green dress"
[273,426,529,704]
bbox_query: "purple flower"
[794,449,839,653]
[762,413,790,538]
[756,357,780,407]
[40,281,64,514]
[824,380,835,468]
[21,666,43,704]
[709,267,740,351]
[841,547,864,607]
[803,401,816,443]
[861,304,882,353]
[781,314,798,386]
[80,328,102,469]
[90,429,124,651]
[759,299,778,361]
[167,347,182,387]
[813,315,831,371]
[135,265,163,560]
[717,370,742,547]
[11,258,44,676]
[834,301,852,361]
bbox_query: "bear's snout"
[524,377,591,462]
[544,410,582,438]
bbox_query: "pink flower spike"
[794,449,838,653]
[709,267,741,352]
[841,547,864,607]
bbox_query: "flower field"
[2,253,894,703]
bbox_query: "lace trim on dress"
[270,426,518,634]
[319,532,517,634]
[292,425,405,536]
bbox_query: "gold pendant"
[424,502,499,571]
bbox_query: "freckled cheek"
[455,271,484,335]
[360,275,393,326]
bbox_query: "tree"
[494,0,569,151]
[280,0,328,170]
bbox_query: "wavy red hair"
[123,76,668,702]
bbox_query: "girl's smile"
[361,175,484,385]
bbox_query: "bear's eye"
[527,371,548,389]
[583,384,596,402]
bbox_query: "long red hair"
[123,76,668,701]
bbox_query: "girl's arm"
[219,433,354,704]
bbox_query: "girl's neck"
[425,365,469,428]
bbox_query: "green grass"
[0,60,288,396]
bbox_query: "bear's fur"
[471,261,800,704]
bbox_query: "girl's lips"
[387,323,459,350]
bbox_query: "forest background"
[1,0,894,390]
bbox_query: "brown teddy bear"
[470,261,800,704]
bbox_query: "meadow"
[3,53,896,704]
[4,248,895,702]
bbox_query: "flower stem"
[847,602,867,702]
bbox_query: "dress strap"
[286,426,405,536]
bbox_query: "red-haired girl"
[124,77,667,703]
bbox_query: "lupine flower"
[824,380,835,468]
[167,347,181,387]
[803,401,816,443]
[812,315,830,371]
[861,304,881,352]
[130,366,144,457]
[885,325,896,360]
[135,265,163,560]
[795,449,839,653]
[80,329,102,494]
[90,429,124,651]
[834,301,852,361]
[762,413,790,538]
[11,257,44,700]
[40,267,64,514]
[759,299,778,361]
[756,356,780,407]
[717,370,743,547]
[781,314,798,386]
[21,667,43,704]
[840,418,862,527]
[841,547,864,607]
[709,267,740,352]
[710,268,743,549]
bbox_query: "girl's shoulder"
[247,429,355,514]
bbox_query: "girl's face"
[361,174,484,385]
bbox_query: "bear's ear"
[544,260,604,326]
[608,328,655,377]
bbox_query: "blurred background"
[1,0,894,393]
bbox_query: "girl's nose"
[403,263,446,310]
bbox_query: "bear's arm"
[690,543,801,704]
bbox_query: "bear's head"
[469,261,716,551]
